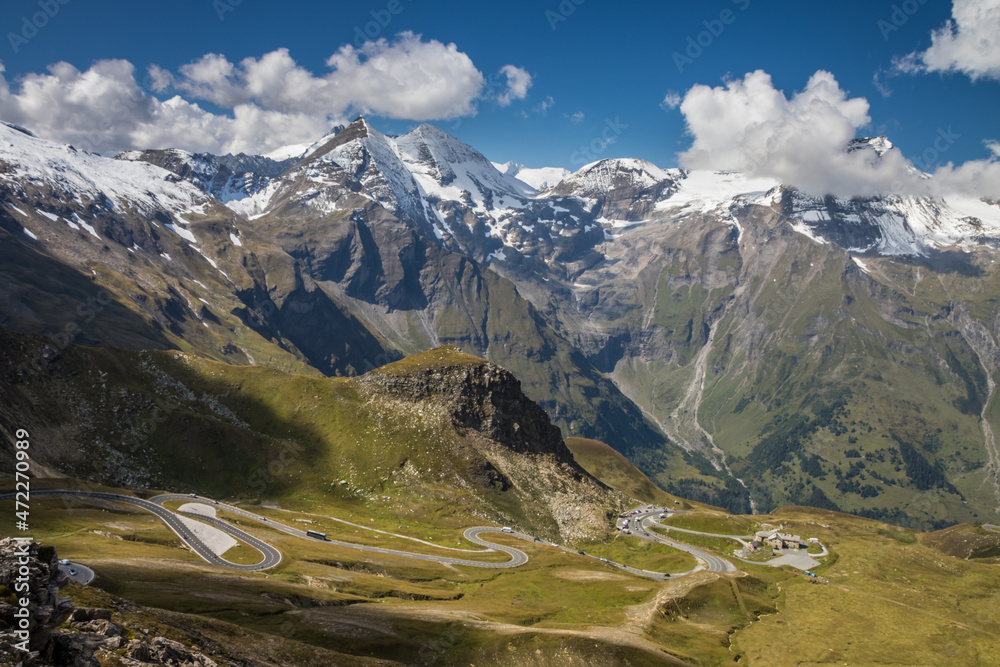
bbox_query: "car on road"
[577,551,585,555]
[69,569,77,576]
[501,526,512,533]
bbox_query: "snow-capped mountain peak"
[846,136,894,158]
[563,158,679,193]
[394,123,536,202]
[98,119,1000,263]
[493,162,571,191]
[267,117,542,243]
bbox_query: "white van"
[501,526,512,533]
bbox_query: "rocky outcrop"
[0,538,216,666]
[357,347,572,463]
[355,348,629,542]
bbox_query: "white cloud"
[661,92,682,110]
[534,95,554,115]
[931,155,1000,198]
[164,35,485,120]
[674,69,1000,199]
[324,34,485,119]
[0,33,486,154]
[897,0,1000,81]
[569,111,585,122]
[497,65,532,106]
[0,59,156,152]
[872,71,893,98]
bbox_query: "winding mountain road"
[151,493,531,569]
[8,490,534,571]
[621,508,738,573]
[9,491,769,581]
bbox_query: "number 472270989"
[14,429,30,528]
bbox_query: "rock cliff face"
[358,346,570,463]
[0,538,216,666]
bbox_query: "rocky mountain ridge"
[357,346,570,460]
[116,148,296,208]
[4,116,1000,527]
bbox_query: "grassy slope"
[18,492,999,665]
[567,425,1000,663]
[920,523,1000,562]
[566,437,681,506]
[730,506,1000,666]
[605,207,1000,528]
[62,582,388,666]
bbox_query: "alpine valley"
[3,117,1000,529]
[4,114,1000,665]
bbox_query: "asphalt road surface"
[58,562,95,585]
[9,492,767,580]
[7,489,281,571]
[621,506,737,573]
[152,494,531,569]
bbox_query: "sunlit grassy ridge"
[2,337,625,541]
[730,506,1000,666]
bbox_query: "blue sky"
[0,0,996,176]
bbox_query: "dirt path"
[303,603,695,665]
[619,571,721,635]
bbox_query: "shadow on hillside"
[871,248,986,278]
[0,232,174,351]
[0,333,328,500]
